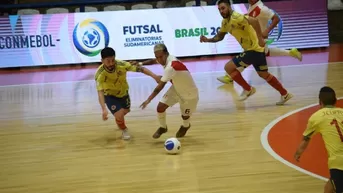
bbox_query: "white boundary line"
[260,97,343,182]
[0,61,341,88]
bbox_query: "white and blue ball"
[164,137,181,154]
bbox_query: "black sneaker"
[153,127,168,139]
[176,124,191,138]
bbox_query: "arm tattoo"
[209,32,224,42]
[303,132,314,141]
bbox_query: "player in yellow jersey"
[95,47,160,140]
[295,86,343,193]
[200,0,293,105]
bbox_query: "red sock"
[265,74,287,96]
[229,69,251,91]
[115,119,127,130]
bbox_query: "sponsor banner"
[0,2,329,68]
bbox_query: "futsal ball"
[164,137,181,154]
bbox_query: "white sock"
[269,47,290,56]
[158,112,167,128]
[182,119,190,127]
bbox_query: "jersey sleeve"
[303,114,319,139]
[95,71,105,91]
[261,6,275,20]
[160,66,175,82]
[243,15,252,26]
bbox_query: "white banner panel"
[0,4,329,68]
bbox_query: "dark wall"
[328,10,343,43]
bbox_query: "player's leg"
[217,67,244,84]
[115,95,132,140]
[252,52,293,105]
[175,97,199,138]
[224,52,256,101]
[268,47,302,61]
[324,180,334,193]
[152,86,178,139]
[329,169,343,193]
[104,95,131,140]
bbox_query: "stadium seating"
[0,0,213,16]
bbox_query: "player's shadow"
[217,84,246,111]
[150,136,207,151]
[89,132,133,150]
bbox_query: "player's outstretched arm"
[97,90,109,121]
[129,59,157,66]
[263,13,280,38]
[141,59,157,66]
[139,66,161,83]
[200,31,226,43]
[140,81,167,109]
[294,118,316,162]
[294,136,311,161]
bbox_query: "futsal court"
[0,44,342,193]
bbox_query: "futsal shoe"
[238,87,256,101]
[176,124,191,138]
[290,48,303,61]
[276,93,293,105]
[217,74,233,84]
[153,127,168,139]
[122,128,131,140]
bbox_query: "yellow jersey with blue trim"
[219,11,264,53]
[303,107,343,170]
[95,60,140,98]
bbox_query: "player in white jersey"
[217,0,303,84]
[140,44,199,139]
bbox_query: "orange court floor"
[0,44,342,193]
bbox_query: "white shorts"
[160,86,199,116]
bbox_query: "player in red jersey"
[140,44,199,139]
[217,0,302,84]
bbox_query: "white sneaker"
[238,87,256,101]
[122,129,131,140]
[276,93,293,105]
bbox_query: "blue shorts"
[104,95,131,114]
[232,50,268,72]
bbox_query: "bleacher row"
[2,0,211,15]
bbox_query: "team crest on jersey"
[111,105,116,110]
[117,71,123,75]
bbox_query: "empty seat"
[17,9,39,15]
[75,6,98,12]
[103,5,126,11]
[185,0,207,7]
[156,1,167,8]
[46,7,69,14]
[131,4,153,10]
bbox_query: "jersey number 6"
[330,119,343,142]
[184,109,190,115]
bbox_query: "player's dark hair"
[217,0,231,5]
[101,47,115,59]
[319,86,337,106]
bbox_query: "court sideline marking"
[0,61,341,88]
[260,97,343,182]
